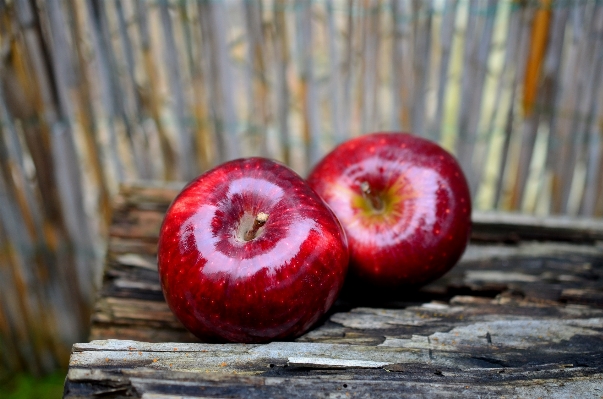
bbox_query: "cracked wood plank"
[67,296,603,397]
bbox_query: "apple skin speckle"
[307,132,471,288]
[158,158,349,343]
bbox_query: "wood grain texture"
[71,296,603,398]
[71,182,603,398]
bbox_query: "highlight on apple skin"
[307,132,471,289]
[158,157,349,343]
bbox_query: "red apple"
[158,157,348,343]
[307,132,471,288]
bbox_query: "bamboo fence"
[0,0,602,377]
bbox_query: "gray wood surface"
[64,182,603,398]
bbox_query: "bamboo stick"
[430,0,458,141]
[0,207,40,375]
[178,0,211,171]
[136,0,178,180]
[273,0,292,164]
[243,0,269,156]
[550,2,587,213]
[9,0,93,340]
[325,0,344,144]
[87,0,141,180]
[411,0,432,138]
[390,0,412,132]
[158,0,195,180]
[0,119,68,373]
[295,0,320,171]
[455,0,479,162]
[197,0,226,163]
[540,5,570,214]
[342,0,357,136]
[456,0,498,196]
[0,92,41,240]
[84,0,125,182]
[595,105,603,216]
[65,1,112,228]
[5,6,81,359]
[560,3,601,214]
[474,3,522,208]
[360,0,381,135]
[497,4,535,210]
[509,0,552,210]
[43,0,99,304]
[10,1,65,226]
[208,1,239,161]
[578,5,603,216]
[115,0,153,179]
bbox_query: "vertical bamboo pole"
[136,0,178,180]
[431,0,458,141]
[179,0,212,171]
[115,0,153,179]
[0,205,40,374]
[456,0,498,196]
[243,1,269,156]
[84,0,125,182]
[10,0,63,225]
[539,5,570,214]
[94,1,144,179]
[550,2,587,213]
[273,0,292,164]
[9,0,90,359]
[584,82,603,216]
[295,0,320,171]
[496,3,534,209]
[411,0,432,138]
[44,0,99,303]
[325,0,344,144]
[203,0,241,160]
[360,0,381,134]
[475,3,523,208]
[390,0,412,132]
[66,1,112,227]
[158,0,195,180]
[578,5,603,216]
[455,0,479,161]
[509,0,551,210]
[342,0,357,136]
[0,104,45,376]
[561,4,602,214]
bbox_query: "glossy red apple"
[158,157,348,343]
[307,132,471,288]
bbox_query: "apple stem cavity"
[360,181,384,211]
[244,212,269,241]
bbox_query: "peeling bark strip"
[65,182,603,397]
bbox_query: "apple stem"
[360,181,384,211]
[244,212,269,241]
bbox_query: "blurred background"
[0,0,602,390]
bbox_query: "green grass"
[0,371,65,399]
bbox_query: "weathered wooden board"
[65,182,603,398]
[67,295,603,398]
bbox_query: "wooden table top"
[63,182,603,398]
